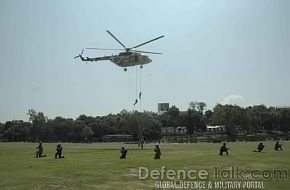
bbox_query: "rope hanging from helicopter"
[139,66,142,111]
[132,65,146,146]
[133,66,143,111]
[133,66,138,110]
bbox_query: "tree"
[246,105,267,132]
[186,109,205,134]
[204,110,213,125]
[0,123,4,135]
[50,117,73,142]
[82,126,94,140]
[27,109,47,140]
[212,104,250,136]
[189,101,207,114]
[89,122,108,139]
[167,106,180,132]
[69,120,86,142]
[139,112,162,141]
[2,120,31,141]
[278,108,290,140]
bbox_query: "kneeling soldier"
[257,143,265,152]
[274,141,283,151]
[219,143,229,156]
[35,142,46,158]
[55,144,64,159]
[154,145,161,159]
[120,147,127,159]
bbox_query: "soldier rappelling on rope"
[133,99,138,106]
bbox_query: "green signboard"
[158,103,169,112]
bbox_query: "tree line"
[0,102,289,142]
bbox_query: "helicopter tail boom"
[80,55,112,62]
[74,49,113,62]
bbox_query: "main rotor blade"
[106,30,127,49]
[86,48,123,51]
[134,50,162,54]
[129,35,164,50]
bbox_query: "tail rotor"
[74,49,84,59]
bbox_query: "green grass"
[0,142,289,190]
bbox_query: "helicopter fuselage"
[79,52,152,70]
[111,52,151,67]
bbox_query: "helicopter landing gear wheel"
[124,68,127,72]
[140,65,143,69]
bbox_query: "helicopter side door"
[135,55,139,62]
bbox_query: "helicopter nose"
[148,58,152,63]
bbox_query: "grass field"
[0,142,289,190]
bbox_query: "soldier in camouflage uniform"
[55,144,65,159]
[274,141,283,151]
[219,143,229,156]
[154,145,161,159]
[120,147,127,159]
[35,142,46,158]
[257,142,265,152]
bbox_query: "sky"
[0,0,290,122]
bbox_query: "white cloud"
[221,95,245,105]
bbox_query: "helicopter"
[74,30,164,71]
